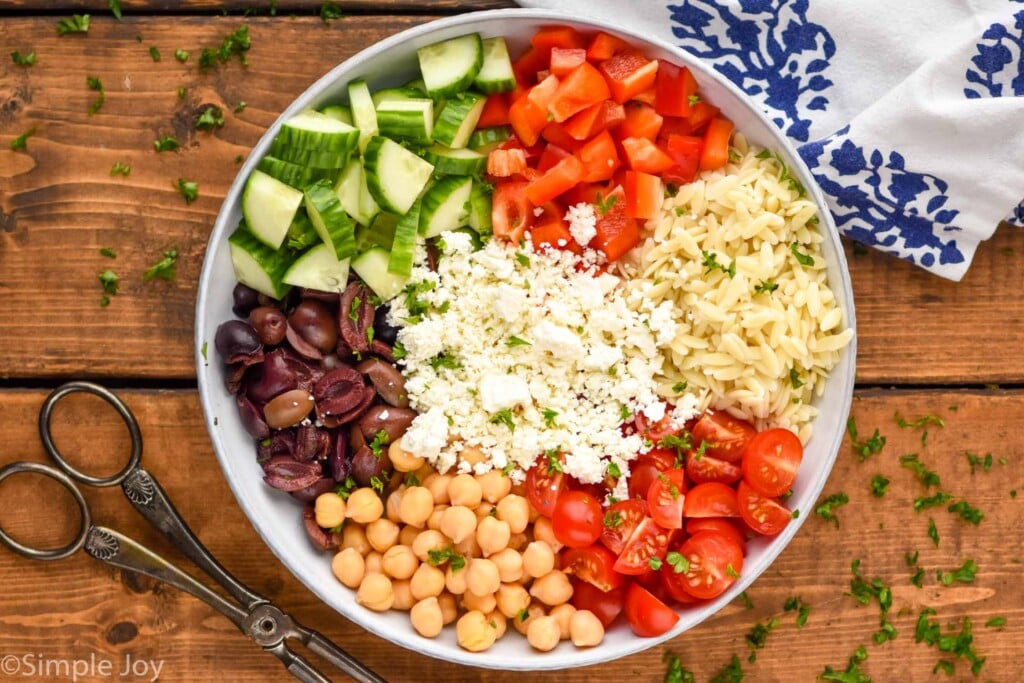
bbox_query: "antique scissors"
[0,381,384,683]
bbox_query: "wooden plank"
[0,0,514,12]
[2,16,1023,384]
[0,388,1021,681]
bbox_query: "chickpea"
[461,589,497,614]
[495,582,531,619]
[410,597,444,638]
[475,516,511,557]
[440,505,477,544]
[423,473,453,504]
[398,524,421,547]
[356,573,394,612]
[530,570,573,606]
[512,602,547,636]
[413,463,435,483]
[522,541,555,579]
[476,470,512,503]
[495,494,529,534]
[465,558,501,597]
[474,502,495,521]
[485,610,508,640]
[381,545,418,580]
[507,532,529,552]
[314,493,346,529]
[412,529,448,563]
[549,603,577,640]
[385,486,404,524]
[527,615,561,652]
[427,505,448,531]
[437,592,459,625]
[490,548,524,583]
[396,486,434,528]
[410,562,445,601]
[366,518,400,553]
[341,524,370,556]
[331,548,365,589]
[453,532,481,558]
[447,474,483,508]
[456,610,499,652]
[533,516,563,552]
[391,579,414,611]
[570,609,605,647]
[445,563,468,595]
[459,444,487,467]
[346,488,384,524]
[388,439,425,473]
[364,551,384,575]
[528,504,541,524]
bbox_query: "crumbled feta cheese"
[401,407,449,461]
[480,373,531,413]
[565,202,597,246]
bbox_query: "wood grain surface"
[0,389,1021,682]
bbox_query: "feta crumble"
[565,202,597,246]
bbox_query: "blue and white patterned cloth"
[516,0,1024,280]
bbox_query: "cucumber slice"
[389,200,420,276]
[417,33,484,98]
[275,110,360,153]
[285,210,321,251]
[355,213,398,253]
[268,140,351,169]
[474,37,516,94]
[257,155,338,190]
[468,125,511,152]
[467,180,493,234]
[320,105,353,125]
[351,247,408,301]
[304,179,357,260]
[376,98,434,144]
[363,136,434,214]
[403,78,428,95]
[422,144,487,176]
[419,175,473,238]
[282,243,351,294]
[433,91,486,148]
[334,161,380,227]
[228,227,294,299]
[241,169,304,249]
[371,87,428,107]
[347,79,377,153]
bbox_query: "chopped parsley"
[426,546,465,571]
[368,429,389,458]
[544,448,562,474]
[790,242,815,266]
[603,510,623,528]
[848,559,896,644]
[936,558,978,585]
[489,408,515,433]
[606,461,621,478]
[659,433,693,458]
[789,367,805,389]
[99,247,117,259]
[594,191,618,215]
[175,178,199,204]
[199,25,251,70]
[847,417,886,461]
[369,475,385,494]
[143,248,179,281]
[196,105,226,130]
[234,101,248,113]
[57,14,90,35]
[648,556,663,571]
[735,591,754,609]
[500,462,516,477]
[914,608,985,676]
[506,335,531,347]
[663,653,696,683]
[619,404,633,421]
[110,161,131,176]
[10,51,36,66]
[541,407,558,428]
[200,341,208,361]
[964,451,993,475]
[154,136,180,152]
[320,1,344,24]
[927,517,939,546]
[701,250,736,277]
[947,499,985,525]
[514,250,530,266]
[984,616,1005,628]
[175,48,189,62]
[815,492,849,527]
[177,86,187,99]
[665,551,689,574]
[755,148,807,196]
[819,646,871,683]
[913,491,952,512]
[86,76,105,115]
[908,551,926,588]
[333,477,356,500]
[392,341,407,360]
[108,0,122,19]
[745,617,779,663]
[149,46,161,61]
[899,453,941,488]
[98,269,119,295]
[10,128,36,151]
[784,596,811,627]
[895,412,945,430]
[754,280,778,294]
[429,352,461,371]
[870,474,890,498]
[708,653,744,683]
[671,381,688,393]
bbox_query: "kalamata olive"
[236,393,269,439]
[349,423,366,451]
[294,423,331,462]
[327,435,350,482]
[303,505,340,551]
[263,388,315,429]
[358,405,417,442]
[250,306,287,346]
[350,444,391,486]
[373,304,400,346]
[246,349,306,405]
[232,283,261,317]
[214,320,262,364]
[291,477,336,504]
[257,431,296,466]
[263,457,322,491]
[289,300,338,354]
[313,367,366,417]
[339,282,375,355]
[285,324,324,361]
[357,358,409,408]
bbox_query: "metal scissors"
[0,381,384,683]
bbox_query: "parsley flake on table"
[913,491,952,512]
[110,161,131,176]
[175,178,199,204]
[848,559,897,643]
[927,517,939,546]
[708,654,744,683]
[870,474,890,498]
[100,247,117,259]
[894,412,945,430]
[820,646,872,683]
[10,127,36,151]
[964,451,993,475]
[936,558,978,585]
[175,48,189,62]
[199,25,251,70]
[745,616,779,663]
[900,453,941,488]
[784,596,811,627]
[815,492,849,527]
[234,101,248,113]
[154,136,179,152]
[907,551,925,587]
[846,417,886,461]
[98,270,119,306]
[11,50,36,66]
[108,0,122,19]
[86,76,105,115]
[149,46,161,61]
[143,248,179,281]
[947,499,985,525]
[57,14,90,35]
[196,105,225,130]
[320,1,344,24]
[985,616,1005,628]
[663,653,695,683]
[914,608,986,676]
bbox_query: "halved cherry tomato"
[624,582,680,637]
[635,410,685,443]
[525,154,584,205]
[686,451,743,485]
[699,116,734,170]
[562,544,625,591]
[742,428,804,498]
[477,94,510,129]
[660,558,700,605]
[647,468,686,529]
[628,461,663,501]
[591,187,640,261]
[563,100,625,140]
[491,180,533,243]
[737,480,792,536]
[600,498,647,555]
[613,516,674,575]
[623,170,664,220]
[641,447,678,471]
[683,482,740,518]
[487,148,528,178]
[548,62,611,122]
[662,134,703,185]
[586,31,631,62]
[654,60,699,118]
[686,517,747,551]
[578,129,621,182]
[621,137,675,174]
[525,454,566,518]
[571,579,624,627]
[550,47,587,77]
[599,50,659,103]
[618,102,664,141]
[690,410,757,463]
[552,490,604,548]
[673,530,744,600]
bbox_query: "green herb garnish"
[815,492,849,527]
[98,269,119,295]
[10,51,36,66]
[947,499,985,525]
[143,248,179,281]
[86,76,104,115]
[506,335,531,347]
[666,551,689,574]
[57,15,90,35]
[790,242,815,266]
[196,106,225,130]
[368,429,389,458]
[175,48,189,62]
[928,517,939,546]
[108,0,122,19]
[847,417,886,461]
[175,178,199,204]
[154,136,179,152]
[870,474,890,498]
[489,408,515,433]
[900,453,941,488]
[320,1,343,24]
[937,559,978,586]
[754,280,778,294]
[701,250,736,277]
[149,46,161,61]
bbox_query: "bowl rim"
[195,6,857,672]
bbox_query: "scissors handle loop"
[39,381,143,488]
[0,461,91,561]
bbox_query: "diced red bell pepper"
[699,117,735,171]
[540,121,582,151]
[599,51,660,104]
[477,94,510,129]
[537,143,573,174]
[623,170,664,220]
[631,87,657,106]
[531,209,583,255]
[620,136,676,174]
[577,130,621,182]
[592,186,640,261]
[548,62,611,122]
[618,102,664,140]
[525,154,584,205]
[512,46,548,87]
[487,148,528,178]
[661,134,703,184]
[654,60,700,118]
[563,100,626,140]
[550,47,588,77]
[508,74,560,147]
[686,101,721,134]
[586,31,631,62]
[531,25,587,56]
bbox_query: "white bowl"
[196,8,857,671]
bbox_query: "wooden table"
[1,3,1022,681]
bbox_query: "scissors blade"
[290,622,387,683]
[265,642,333,683]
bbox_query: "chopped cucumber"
[241,169,304,249]
[474,37,516,94]
[371,86,428,107]
[229,227,294,299]
[275,110,360,153]
[363,136,434,214]
[376,98,434,144]
[351,247,408,301]
[419,175,473,238]
[267,141,352,169]
[334,161,380,227]
[417,33,484,98]
[389,200,420,276]
[422,144,487,176]
[467,180,493,234]
[283,243,351,293]
[304,179,357,260]
[355,213,398,253]
[285,211,321,251]
[320,105,353,125]
[468,125,511,152]
[257,155,337,190]
[347,79,377,153]
[433,91,486,148]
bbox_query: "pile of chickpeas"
[312,441,606,652]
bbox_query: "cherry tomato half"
[683,482,740,518]
[613,517,675,575]
[647,468,686,529]
[552,490,604,548]
[691,410,757,463]
[686,451,742,485]
[600,498,647,555]
[571,579,624,628]
[742,428,804,498]
[685,517,747,552]
[628,461,663,500]
[562,544,625,591]
[672,530,744,600]
[624,582,680,637]
[525,454,565,518]
[737,480,793,536]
